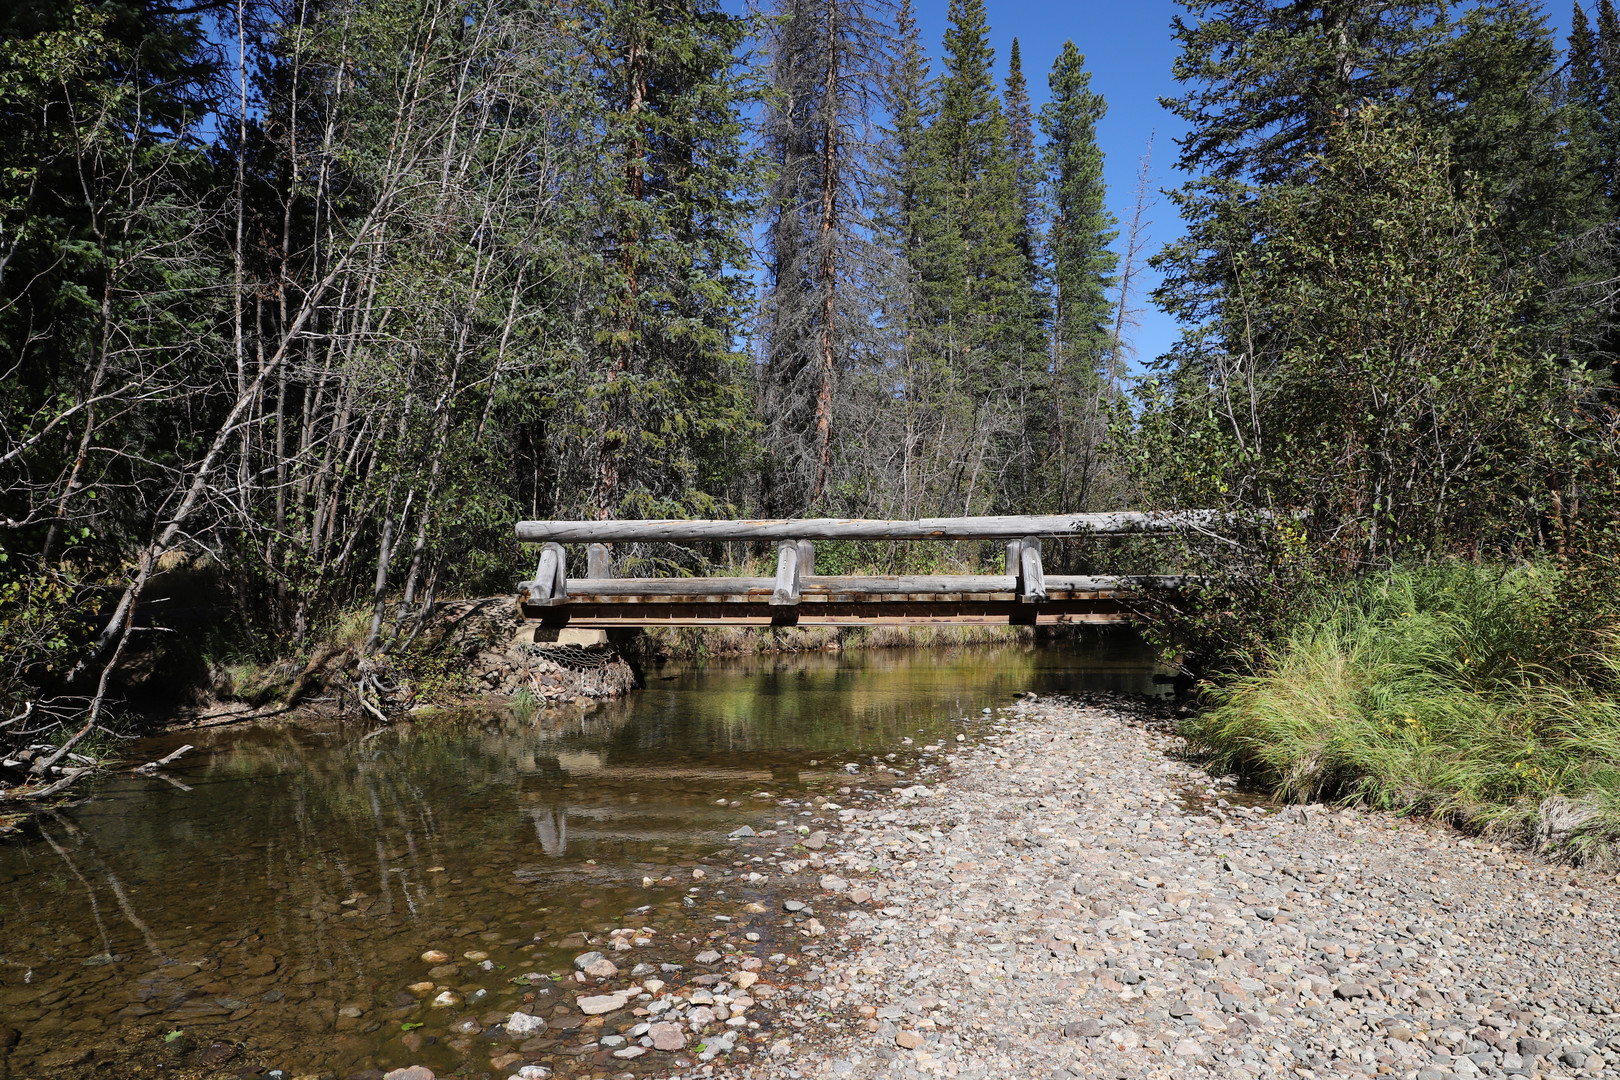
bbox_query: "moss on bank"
[1185,563,1620,865]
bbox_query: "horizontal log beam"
[523,598,1134,627]
[514,511,1217,543]
[528,574,1187,598]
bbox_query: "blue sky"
[737,0,1582,370]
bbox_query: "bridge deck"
[519,575,1145,626]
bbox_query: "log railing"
[513,511,1213,544]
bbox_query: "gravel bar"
[724,692,1620,1080]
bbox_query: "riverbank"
[176,604,1054,724]
[1183,563,1620,867]
[723,693,1620,1080]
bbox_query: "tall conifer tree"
[758,0,891,512]
[1041,42,1117,509]
[1597,0,1620,206]
[874,0,932,273]
[868,0,944,516]
[1003,38,1041,276]
[1156,0,1568,378]
[584,0,759,521]
[1571,0,1620,379]
[923,0,1022,353]
[1566,3,1606,208]
[920,0,1044,511]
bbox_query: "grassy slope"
[1185,563,1620,864]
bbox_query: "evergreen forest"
[4,0,1620,838]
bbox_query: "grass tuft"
[1185,562,1620,864]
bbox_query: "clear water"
[0,639,1166,1078]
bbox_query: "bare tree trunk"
[809,0,840,506]
[1107,133,1155,391]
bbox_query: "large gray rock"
[505,1011,547,1036]
[577,992,631,1015]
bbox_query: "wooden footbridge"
[514,513,1204,628]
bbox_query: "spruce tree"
[920,0,1044,511]
[1043,43,1118,379]
[1040,42,1118,509]
[1156,0,1568,378]
[1433,1,1562,261]
[582,0,759,521]
[921,1,1032,384]
[924,0,1021,347]
[868,0,944,516]
[1003,38,1041,276]
[874,0,932,273]
[1566,3,1606,208]
[1597,0,1620,206]
[1571,0,1620,380]
[1164,0,1446,187]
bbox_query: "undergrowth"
[1185,562,1620,865]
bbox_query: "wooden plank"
[534,546,560,600]
[587,543,611,579]
[543,573,1181,604]
[805,575,1016,594]
[565,577,775,596]
[514,511,1218,543]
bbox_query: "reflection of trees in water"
[0,642,1166,1019]
[0,716,611,988]
[587,645,1049,763]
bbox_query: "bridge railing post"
[587,542,611,579]
[770,540,802,606]
[1017,536,1046,603]
[523,542,569,606]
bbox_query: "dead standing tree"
[757,0,892,514]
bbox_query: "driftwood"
[134,744,194,773]
[2,766,92,801]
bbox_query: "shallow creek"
[0,640,1164,1078]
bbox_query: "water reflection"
[0,638,1165,1075]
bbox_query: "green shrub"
[1186,562,1620,864]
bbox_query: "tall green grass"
[1185,563,1620,864]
